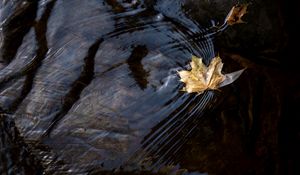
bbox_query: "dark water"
[0,0,299,174]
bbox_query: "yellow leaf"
[178,55,244,94]
[225,4,248,25]
[178,56,225,94]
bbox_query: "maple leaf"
[225,4,249,25]
[178,55,244,94]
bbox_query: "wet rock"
[0,0,37,65]
[0,114,43,174]
[1,0,298,174]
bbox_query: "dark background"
[180,0,300,174]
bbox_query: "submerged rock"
[0,0,296,174]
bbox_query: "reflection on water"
[0,0,297,174]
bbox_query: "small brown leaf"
[178,55,244,94]
[225,4,249,25]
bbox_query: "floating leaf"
[225,4,248,25]
[178,55,244,94]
